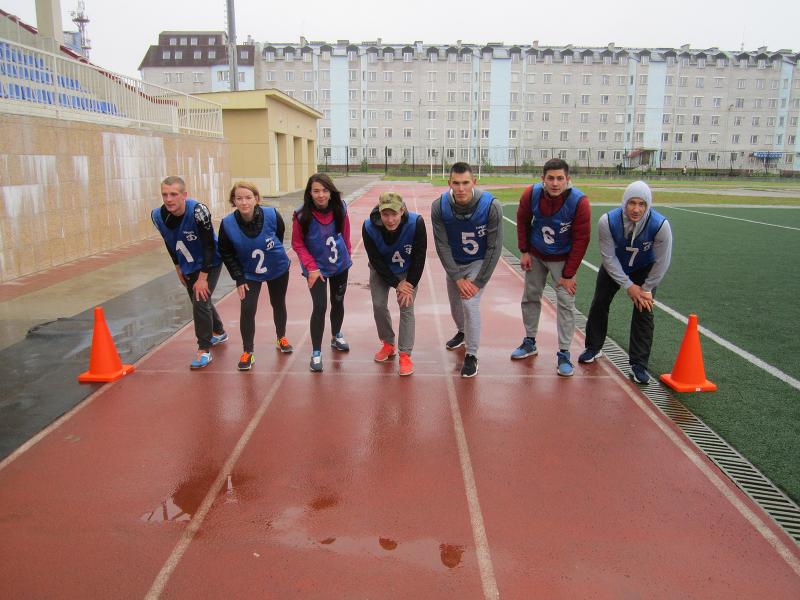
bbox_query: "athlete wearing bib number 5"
[431,162,504,378]
[292,174,352,373]
[151,176,227,370]
[363,192,427,376]
[579,181,672,385]
[218,181,293,371]
[512,159,591,377]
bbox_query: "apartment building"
[139,31,256,94]
[142,36,800,171]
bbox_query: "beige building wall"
[0,113,229,282]
[195,89,320,196]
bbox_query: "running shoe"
[276,337,293,353]
[237,352,255,371]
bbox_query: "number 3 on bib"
[461,232,479,255]
[325,236,339,264]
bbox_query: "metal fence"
[0,37,222,138]
[317,144,799,177]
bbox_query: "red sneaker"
[374,341,396,362]
[398,352,414,376]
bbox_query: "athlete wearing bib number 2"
[218,181,294,371]
[363,192,428,376]
[431,162,504,378]
[292,174,353,372]
[579,181,672,385]
[512,159,591,377]
[151,176,227,369]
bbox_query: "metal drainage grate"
[505,251,800,545]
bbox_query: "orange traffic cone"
[77,306,135,383]
[660,314,716,392]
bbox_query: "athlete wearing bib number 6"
[579,181,672,385]
[292,174,352,373]
[431,162,504,378]
[363,192,427,376]
[218,181,293,371]
[151,176,227,369]
[512,159,591,377]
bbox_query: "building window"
[193,72,203,83]
[193,50,202,60]
[208,50,216,59]
[169,38,177,46]
[162,51,171,59]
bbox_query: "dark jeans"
[184,264,224,351]
[309,270,348,351]
[584,264,656,368]
[239,271,289,353]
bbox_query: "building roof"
[193,89,323,119]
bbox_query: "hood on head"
[620,180,653,240]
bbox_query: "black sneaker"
[446,331,465,350]
[460,354,478,378]
[237,352,255,371]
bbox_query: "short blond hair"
[229,181,261,206]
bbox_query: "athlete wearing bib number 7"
[431,162,503,378]
[218,181,293,371]
[152,176,227,369]
[363,192,427,376]
[579,181,672,385]
[292,174,352,372]
[512,158,591,377]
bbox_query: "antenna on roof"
[70,0,91,59]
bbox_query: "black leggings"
[240,271,289,353]
[309,269,349,351]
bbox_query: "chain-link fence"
[316,144,799,178]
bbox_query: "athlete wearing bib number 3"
[431,162,504,378]
[218,181,293,371]
[151,176,227,370]
[579,181,672,385]
[292,174,352,372]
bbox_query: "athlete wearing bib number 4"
[152,176,227,370]
[292,174,352,373]
[512,159,591,377]
[579,181,672,385]
[431,162,503,378]
[363,192,427,376]
[218,181,293,371]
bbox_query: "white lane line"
[145,335,310,598]
[664,206,800,231]
[416,190,500,600]
[502,214,800,392]
[600,357,800,577]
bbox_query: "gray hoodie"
[597,181,673,292]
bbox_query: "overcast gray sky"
[4,0,798,78]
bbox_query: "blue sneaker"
[310,351,323,372]
[211,332,228,346]
[510,337,538,360]
[630,363,650,384]
[556,351,574,377]
[331,332,350,352]
[190,351,212,369]
[578,348,603,364]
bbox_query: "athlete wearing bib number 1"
[218,181,293,371]
[292,174,352,373]
[512,158,591,377]
[363,192,427,376]
[151,176,227,369]
[431,162,504,378]
[579,181,672,385]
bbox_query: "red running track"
[0,183,798,599]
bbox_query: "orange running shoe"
[398,352,414,376]
[374,341,396,362]
[276,337,293,353]
[237,352,255,371]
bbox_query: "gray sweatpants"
[521,256,575,351]
[445,260,485,356]
[369,266,417,354]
